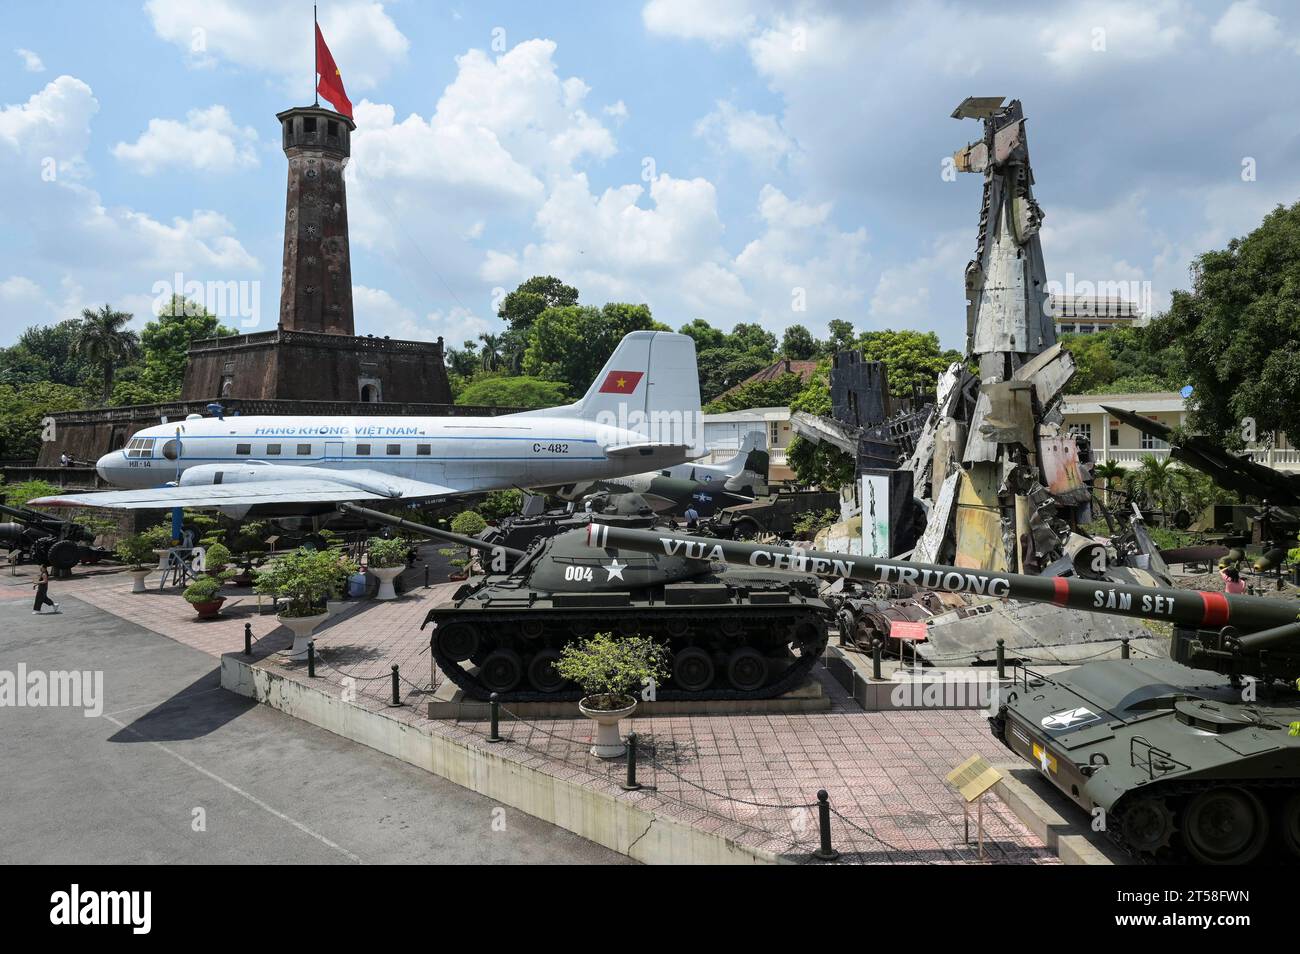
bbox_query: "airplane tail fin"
[722,431,770,495]
[546,330,702,455]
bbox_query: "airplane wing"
[29,466,458,511]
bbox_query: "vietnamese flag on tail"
[315,22,353,118]
[598,370,644,394]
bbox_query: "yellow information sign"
[946,754,1003,802]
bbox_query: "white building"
[701,407,795,482]
[1060,392,1300,471]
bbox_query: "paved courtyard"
[16,561,1057,864]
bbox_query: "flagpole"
[313,5,319,107]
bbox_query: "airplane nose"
[95,453,115,484]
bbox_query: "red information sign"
[889,620,929,641]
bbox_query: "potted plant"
[183,574,226,619]
[554,633,671,758]
[114,534,156,593]
[255,547,358,659]
[365,536,409,600]
[200,541,233,577]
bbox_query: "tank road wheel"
[519,619,545,640]
[479,649,524,694]
[664,619,689,639]
[1278,791,1300,860]
[527,649,567,693]
[1182,787,1269,865]
[1119,797,1176,855]
[672,647,715,692]
[725,647,768,692]
[434,622,480,662]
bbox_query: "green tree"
[72,304,140,402]
[677,319,726,352]
[781,324,819,359]
[1154,200,1300,446]
[1093,459,1125,505]
[477,332,505,372]
[497,276,579,331]
[455,374,569,409]
[786,436,855,488]
[727,322,778,358]
[0,382,87,459]
[108,296,234,405]
[523,302,665,393]
[825,319,857,355]
[696,348,768,402]
[704,372,807,413]
[856,329,956,398]
[0,320,94,387]
[1127,455,1178,511]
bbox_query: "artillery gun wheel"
[1278,791,1300,860]
[726,647,768,692]
[480,649,524,693]
[673,647,715,692]
[435,622,480,663]
[1119,797,1176,855]
[527,649,567,693]
[1181,787,1269,865]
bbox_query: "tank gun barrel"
[337,503,526,561]
[586,523,1300,637]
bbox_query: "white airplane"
[32,331,703,516]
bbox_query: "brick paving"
[25,563,1057,864]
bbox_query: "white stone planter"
[368,565,403,600]
[278,612,328,660]
[578,695,638,758]
[130,569,151,593]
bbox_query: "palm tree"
[1129,455,1177,516]
[478,332,504,372]
[73,304,139,401]
[1093,460,1125,505]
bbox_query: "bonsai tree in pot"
[183,574,226,619]
[554,633,671,758]
[255,547,358,659]
[365,536,409,600]
[441,510,488,581]
[200,541,232,577]
[115,534,157,593]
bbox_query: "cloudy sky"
[3,0,1299,351]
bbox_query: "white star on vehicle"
[605,560,626,581]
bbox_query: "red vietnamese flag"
[598,370,644,394]
[315,23,353,118]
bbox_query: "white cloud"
[694,100,795,168]
[603,100,629,122]
[15,48,44,72]
[1211,1,1285,54]
[642,0,772,44]
[112,105,259,175]
[0,76,260,343]
[1039,1,1188,69]
[144,0,408,91]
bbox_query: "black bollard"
[872,639,882,680]
[1121,637,1130,660]
[424,564,429,588]
[244,621,252,656]
[391,664,402,706]
[487,692,502,743]
[814,790,839,861]
[622,731,641,791]
[307,640,316,678]
[996,639,1006,679]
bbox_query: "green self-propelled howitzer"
[586,522,1300,864]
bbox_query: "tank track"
[424,606,829,703]
[1107,778,1300,864]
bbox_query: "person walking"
[32,564,60,614]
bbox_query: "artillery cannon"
[0,503,111,571]
[586,522,1300,863]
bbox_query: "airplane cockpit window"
[125,438,155,459]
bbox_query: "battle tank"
[586,522,1300,864]
[420,517,830,702]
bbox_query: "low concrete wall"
[221,654,783,865]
